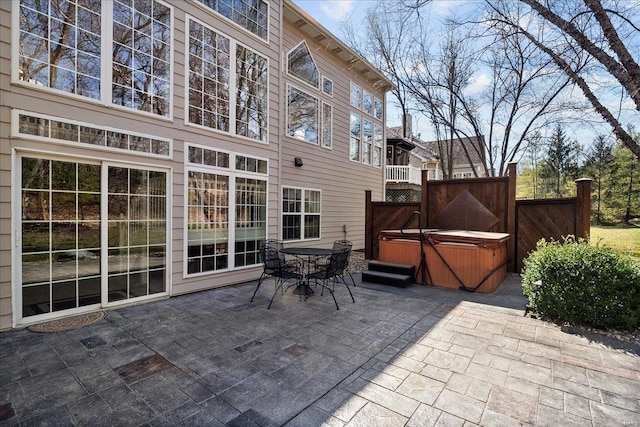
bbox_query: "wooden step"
[361,270,414,288]
[367,260,415,277]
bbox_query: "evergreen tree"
[605,143,639,224]
[583,135,614,224]
[540,124,580,197]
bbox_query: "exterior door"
[18,155,168,324]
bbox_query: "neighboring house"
[421,135,487,180]
[385,121,443,202]
[384,118,486,201]
[0,0,393,329]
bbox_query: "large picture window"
[187,172,229,274]
[18,0,172,117]
[287,85,318,144]
[186,145,267,275]
[19,0,102,99]
[349,81,384,167]
[187,18,268,142]
[236,45,268,142]
[282,187,321,241]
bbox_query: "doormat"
[28,311,106,333]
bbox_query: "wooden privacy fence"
[515,178,592,271]
[365,163,591,273]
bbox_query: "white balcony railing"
[385,165,422,184]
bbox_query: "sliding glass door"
[19,155,168,321]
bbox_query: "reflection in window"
[282,187,320,241]
[112,0,171,115]
[187,172,229,274]
[287,86,318,144]
[350,82,362,109]
[374,124,383,167]
[374,97,383,120]
[322,76,333,96]
[21,158,102,317]
[235,178,267,267]
[19,0,102,99]
[196,0,268,40]
[288,42,319,88]
[236,45,268,142]
[188,20,231,132]
[17,112,171,155]
[364,91,373,116]
[350,113,361,162]
[107,166,167,302]
[321,103,332,149]
[362,120,372,165]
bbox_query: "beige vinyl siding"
[280,25,385,249]
[0,0,391,328]
[1,0,13,330]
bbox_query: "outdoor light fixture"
[294,157,303,167]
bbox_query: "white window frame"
[286,41,320,90]
[321,102,332,149]
[193,0,270,43]
[12,0,174,120]
[350,112,361,163]
[350,82,362,109]
[185,16,269,144]
[286,83,319,145]
[281,186,321,242]
[11,110,173,159]
[13,150,172,327]
[322,76,333,97]
[183,143,269,278]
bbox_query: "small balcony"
[385,165,422,184]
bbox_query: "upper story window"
[287,41,319,89]
[19,0,102,99]
[322,77,333,96]
[287,85,318,144]
[196,0,268,40]
[15,110,171,157]
[18,0,172,117]
[350,81,384,167]
[187,18,268,142]
[374,97,383,120]
[112,0,171,115]
[350,82,362,109]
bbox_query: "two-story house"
[0,0,393,329]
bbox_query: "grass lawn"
[590,225,640,261]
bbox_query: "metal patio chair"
[308,246,355,310]
[250,239,301,308]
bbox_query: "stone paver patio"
[1,274,639,426]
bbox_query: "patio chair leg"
[267,279,282,309]
[250,274,266,302]
[324,280,339,310]
[344,279,355,303]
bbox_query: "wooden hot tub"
[378,229,510,293]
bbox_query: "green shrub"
[522,236,640,331]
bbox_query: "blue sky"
[291,1,471,138]
[291,1,630,150]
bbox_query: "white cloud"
[319,0,355,21]
[464,73,491,96]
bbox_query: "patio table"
[280,247,333,298]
